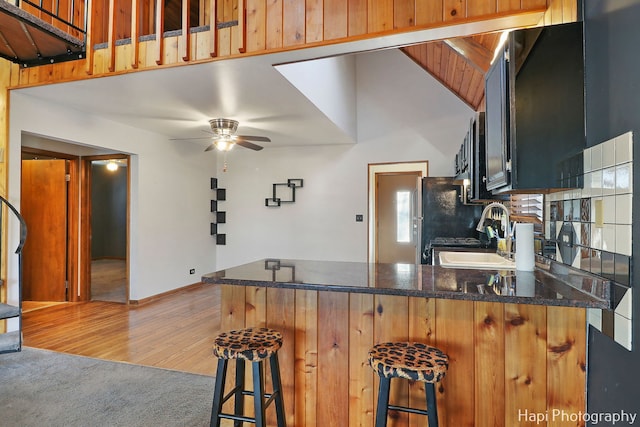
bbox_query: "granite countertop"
[202,258,610,309]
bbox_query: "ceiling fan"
[202,118,270,152]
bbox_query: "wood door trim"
[80,155,131,303]
[367,161,428,264]
[80,158,91,301]
[66,158,80,302]
[22,147,79,160]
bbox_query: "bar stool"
[368,342,449,427]
[210,327,286,427]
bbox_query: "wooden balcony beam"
[131,0,140,68]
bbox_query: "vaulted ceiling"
[403,32,504,111]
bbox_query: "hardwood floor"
[91,259,127,303]
[22,283,221,376]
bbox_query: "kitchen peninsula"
[203,258,608,427]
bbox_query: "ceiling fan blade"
[236,135,271,143]
[204,143,216,152]
[236,140,264,151]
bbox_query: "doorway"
[368,162,428,264]
[81,156,129,303]
[20,149,80,302]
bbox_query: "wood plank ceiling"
[402,32,504,112]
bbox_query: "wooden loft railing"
[6,0,579,85]
[90,0,242,72]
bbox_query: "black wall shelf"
[265,178,304,207]
[210,177,226,245]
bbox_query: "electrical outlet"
[189,268,195,274]
[356,214,363,222]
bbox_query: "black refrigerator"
[420,177,486,264]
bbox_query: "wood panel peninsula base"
[205,259,608,427]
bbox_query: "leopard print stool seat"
[213,327,283,361]
[368,342,449,427]
[210,328,286,427]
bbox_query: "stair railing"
[0,195,28,352]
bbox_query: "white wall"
[8,92,218,302]
[6,48,474,310]
[214,49,475,269]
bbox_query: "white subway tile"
[573,223,581,245]
[615,162,633,194]
[591,143,603,170]
[588,308,602,331]
[602,138,616,168]
[591,224,603,250]
[614,313,633,351]
[602,167,616,196]
[602,195,616,224]
[615,194,633,225]
[591,169,603,197]
[615,288,633,320]
[616,133,633,164]
[602,224,616,252]
[615,224,632,256]
[584,147,593,173]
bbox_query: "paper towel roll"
[515,223,535,271]
[515,270,536,297]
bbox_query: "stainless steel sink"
[438,251,516,270]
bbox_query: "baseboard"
[128,282,204,305]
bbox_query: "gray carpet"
[0,347,215,426]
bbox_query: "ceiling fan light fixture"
[209,118,239,136]
[214,139,235,151]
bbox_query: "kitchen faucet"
[476,202,513,254]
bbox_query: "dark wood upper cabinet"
[484,22,586,194]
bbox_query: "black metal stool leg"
[234,360,246,427]
[375,376,391,427]
[425,382,439,427]
[210,359,228,427]
[269,353,287,427]
[252,360,266,427]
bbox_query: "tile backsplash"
[545,132,633,351]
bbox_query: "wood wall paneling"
[474,301,506,427]
[504,303,548,427]
[375,295,410,426]
[218,286,587,427]
[443,0,466,22]
[546,306,587,427]
[246,0,266,52]
[394,0,415,29]
[265,0,283,50]
[367,0,393,33]
[295,290,319,427]
[304,0,322,43]
[347,0,367,37]
[324,0,347,41]
[317,291,350,426]
[349,293,375,427]
[283,0,305,47]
